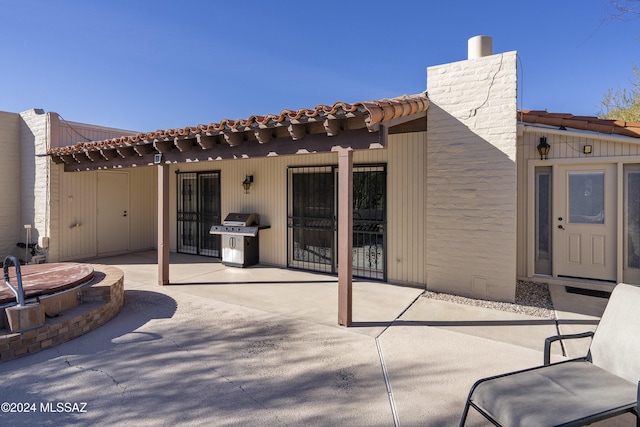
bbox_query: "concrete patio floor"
[0,250,634,426]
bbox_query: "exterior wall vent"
[468,35,493,59]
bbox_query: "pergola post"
[158,164,170,285]
[337,148,353,326]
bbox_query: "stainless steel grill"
[209,213,268,267]
[209,213,260,237]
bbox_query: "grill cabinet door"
[222,235,244,266]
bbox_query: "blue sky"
[1,0,638,132]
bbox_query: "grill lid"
[222,213,259,226]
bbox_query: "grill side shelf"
[209,225,270,237]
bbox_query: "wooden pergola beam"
[62,128,382,172]
[224,132,243,147]
[100,149,120,160]
[324,119,341,137]
[153,140,173,154]
[86,151,103,162]
[254,128,272,144]
[174,138,193,152]
[337,147,353,326]
[116,146,136,158]
[157,164,170,286]
[133,144,153,156]
[72,152,91,163]
[196,134,216,150]
[288,123,306,140]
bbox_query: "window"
[535,167,552,275]
[568,172,605,224]
[625,165,640,270]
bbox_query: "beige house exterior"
[0,109,149,263]
[4,37,640,309]
[517,112,640,288]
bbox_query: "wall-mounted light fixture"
[537,136,551,160]
[154,153,163,164]
[242,175,253,194]
[583,145,593,155]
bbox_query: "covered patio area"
[47,95,430,327]
[96,250,424,337]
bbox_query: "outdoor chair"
[459,283,640,427]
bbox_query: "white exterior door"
[97,172,130,254]
[555,164,616,281]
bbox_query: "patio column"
[337,148,353,326]
[158,164,170,285]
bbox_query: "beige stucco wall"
[426,51,518,302]
[0,111,21,260]
[18,110,50,261]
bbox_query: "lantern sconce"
[583,145,592,155]
[537,136,551,160]
[242,175,253,194]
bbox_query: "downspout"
[45,114,51,259]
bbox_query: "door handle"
[123,210,128,217]
[557,225,564,230]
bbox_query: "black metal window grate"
[352,165,386,280]
[177,171,221,257]
[287,166,335,273]
[287,164,386,280]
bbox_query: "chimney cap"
[468,35,493,59]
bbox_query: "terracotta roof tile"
[47,94,428,156]
[519,110,640,139]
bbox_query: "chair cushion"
[471,361,636,426]
[590,283,640,383]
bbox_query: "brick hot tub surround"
[0,264,124,361]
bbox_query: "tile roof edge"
[47,94,429,155]
[518,110,640,139]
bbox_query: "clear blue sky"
[1,0,638,132]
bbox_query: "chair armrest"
[544,331,594,365]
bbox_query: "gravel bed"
[422,280,555,319]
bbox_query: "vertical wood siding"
[520,130,640,163]
[54,125,426,285]
[59,170,97,260]
[128,167,157,251]
[384,133,426,285]
[168,132,426,286]
[58,167,156,261]
[170,153,338,266]
[516,129,640,278]
[53,116,142,261]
